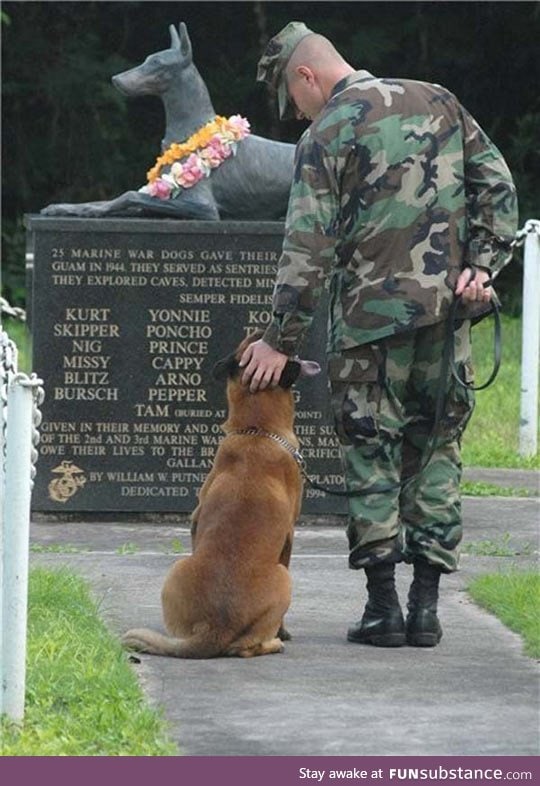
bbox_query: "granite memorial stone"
[26,216,347,515]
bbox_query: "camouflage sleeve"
[263,135,338,355]
[460,104,519,276]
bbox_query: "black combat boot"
[347,562,406,647]
[406,560,443,647]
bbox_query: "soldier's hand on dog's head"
[239,340,322,393]
[239,339,289,393]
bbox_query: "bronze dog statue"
[122,332,320,658]
[42,23,294,220]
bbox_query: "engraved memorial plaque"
[26,217,346,515]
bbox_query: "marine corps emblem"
[48,460,87,503]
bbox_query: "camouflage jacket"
[262,70,518,356]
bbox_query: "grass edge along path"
[467,570,540,659]
[1,567,177,756]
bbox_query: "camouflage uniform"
[258,31,518,572]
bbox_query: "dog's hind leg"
[279,534,293,568]
[277,535,293,640]
[277,624,292,641]
[227,565,291,655]
[227,637,284,658]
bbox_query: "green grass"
[468,571,540,658]
[2,316,31,372]
[0,568,177,756]
[462,315,540,469]
[462,532,534,557]
[30,543,87,554]
[461,481,534,497]
[168,538,185,554]
[115,541,140,555]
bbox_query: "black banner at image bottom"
[0,755,538,786]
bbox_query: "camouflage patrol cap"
[257,21,314,119]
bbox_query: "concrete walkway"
[30,469,539,757]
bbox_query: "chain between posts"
[1,296,26,322]
[1,324,45,490]
[510,218,540,250]
[1,329,19,457]
[11,373,45,489]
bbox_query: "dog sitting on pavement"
[122,331,320,658]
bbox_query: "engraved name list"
[27,218,346,514]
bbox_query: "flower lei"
[139,115,250,200]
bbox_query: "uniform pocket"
[328,347,382,446]
[443,360,476,440]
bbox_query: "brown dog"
[122,332,320,658]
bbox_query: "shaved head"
[286,34,350,76]
[283,33,355,119]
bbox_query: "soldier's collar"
[330,70,376,99]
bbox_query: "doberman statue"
[41,23,295,221]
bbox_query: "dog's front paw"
[41,203,73,216]
[41,201,109,218]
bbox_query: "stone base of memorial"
[25,216,346,516]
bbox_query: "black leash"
[302,290,502,498]
[448,294,502,392]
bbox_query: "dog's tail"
[122,626,227,659]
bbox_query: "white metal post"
[0,350,4,718]
[0,328,18,719]
[1,375,35,723]
[519,220,540,457]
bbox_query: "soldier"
[240,22,518,647]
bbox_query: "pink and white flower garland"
[139,115,251,200]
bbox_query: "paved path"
[30,471,539,756]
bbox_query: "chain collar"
[227,427,306,470]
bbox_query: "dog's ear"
[177,23,193,62]
[278,361,301,389]
[212,352,239,381]
[279,358,322,388]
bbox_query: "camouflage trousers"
[328,320,475,574]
